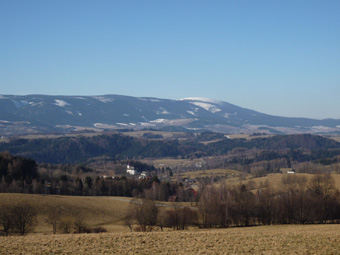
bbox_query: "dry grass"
[179,168,240,179]
[122,130,187,139]
[16,131,103,140]
[225,173,340,191]
[144,158,205,168]
[323,135,340,143]
[228,134,274,140]
[0,194,131,234]
[1,225,340,254]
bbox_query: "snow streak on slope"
[189,102,221,113]
[54,100,70,107]
[179,97,222,113]
[93,96,115,103]
[179,97,223,105]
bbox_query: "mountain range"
[1,94,340,135]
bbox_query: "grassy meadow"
[2,172,340,254]
[0,194,132,234]
[2,193,340,254]
[178,168,240,179]
[224,173,340,191]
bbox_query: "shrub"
[92,227,107,233]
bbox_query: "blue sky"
[1,0,339,119]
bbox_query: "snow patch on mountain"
[156,108,170,115]
[311,126,337,132]
[224,112,237,118]
[179,97,223,105]
[54,100,69,107]
[151,119,166,123]
[94,123,116,129]
[12,100,29,108]
[189,102,221,113]
[28,101,44,107]
[140,122,153,127]
[94,96,114,103]
[139,98,161,103]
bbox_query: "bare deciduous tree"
[11,203,37,235]
[124,205,134,232]
[73,215,87,233]
[58,216,74,234]
[129,198,158,232]
[0,205,12,236]
[45,206,64,234]
[309,173,337,223]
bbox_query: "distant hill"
[1,94,340,135]
[1,133,339,164]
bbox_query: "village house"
[138,171,148,179]
[126,164,136,175]
[281,168,296,174]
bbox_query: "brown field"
[227,134,274,140]
[179,168,241,179]
[144,158,207,169]
[225,173,340,191]
[0,194,194,234]
[1,193,340,254]
[0,194,132,234]
[15,131,103,140]
[122,130,187,139]
[1,225,340,254]
[323,135,340,143]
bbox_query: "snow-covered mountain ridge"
[1,94,340,135]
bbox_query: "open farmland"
[178,168,240,179]
[325,135,340,143]
[1,225,340,254]
[122,130,188,140]
[225,173,340,191]
[0,194,132,234]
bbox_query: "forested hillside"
[0,133,339,165]
[0,151,38,184]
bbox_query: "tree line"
[125,199,198,232]
[2,173,340,235]
[197,173,340,227]
[0,203,37,236]
[126,174,340,231]
[0,203,107,236]
[0,155,193,202]
[0,151,38,187]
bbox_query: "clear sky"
[1,0,339,119]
